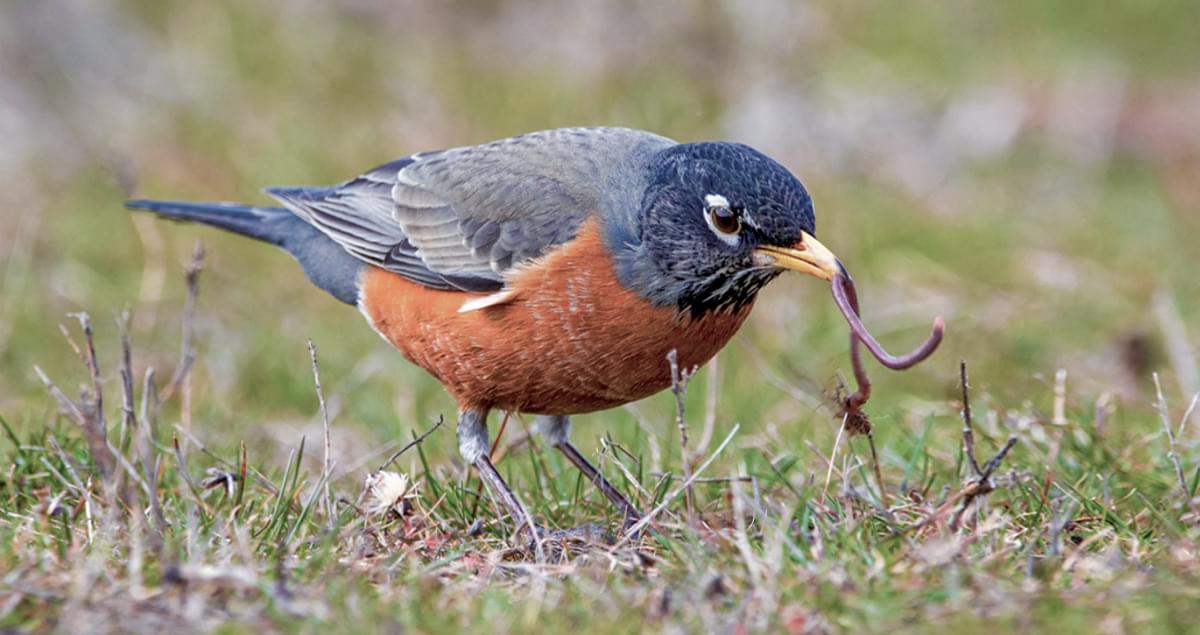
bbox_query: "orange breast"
[359,218,753,415]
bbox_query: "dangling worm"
[830,271,945,411]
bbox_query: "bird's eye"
[707,204,741,235]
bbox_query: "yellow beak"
[754,231,845,281]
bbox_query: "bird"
[127,126,855,536]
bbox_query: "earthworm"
[831,271,944,412]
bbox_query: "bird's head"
[620,141,843,317]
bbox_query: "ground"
[1,1,1199,633]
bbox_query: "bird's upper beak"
[753,231,846,281]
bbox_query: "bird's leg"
[536,415,644,529]
[458,408,537,535]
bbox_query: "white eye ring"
[703,194,741,246]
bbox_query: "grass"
[2,294,1198,633]
[2,0,1200,633]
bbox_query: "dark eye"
[707,204,741,235]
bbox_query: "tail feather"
[125,199,290,245]
[127,198,362,305]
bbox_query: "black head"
[614,141,822,316]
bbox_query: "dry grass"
[2,260,1199,634]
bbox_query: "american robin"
[128,127,918,534]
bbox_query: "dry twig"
[949,361,1018,530]
[34,315,116,481]
[377,415,445,473]
[159,242,205,408]
[307,339,335,526]
[667,349,697,526]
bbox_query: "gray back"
[268,127,675,292]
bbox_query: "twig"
[376,415,445,473]
[117,311,137,439]
[864,431,889,508]
[72,312,110,455]
[139,367,157,435]
[159,242,205,407]
[74,313,104,433]
[118,312,166,538]
[34,363,115,480]
[978,438,1018,478]
[960,360,981,477]
[948,361,1018,530]
[1153,372,1189,496]
[667,349,697,526]
[307,340,335,526]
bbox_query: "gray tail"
[126,199,361,305]
[125,199,293,245]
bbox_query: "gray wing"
[267,127,675,292]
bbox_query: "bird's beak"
[754,231,846,281]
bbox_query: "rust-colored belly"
[358,219,753,415]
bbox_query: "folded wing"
[266,127,674,293]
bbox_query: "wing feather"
[265,127,675,293]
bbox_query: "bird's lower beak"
[754,231,846,281]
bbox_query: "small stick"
[139,367,157,436]
[960,360,981,477]
[34,364,115,480]
[159,242,205,406]
[117,311,137,445]
[948,361,1018,530]
[667,349,697,526]
[865,430,889,508]
[307,340,335,526]
[118,312,166,537]
[74,313,105,435]
[376,415,445,473]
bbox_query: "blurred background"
[1,0,1198,468]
